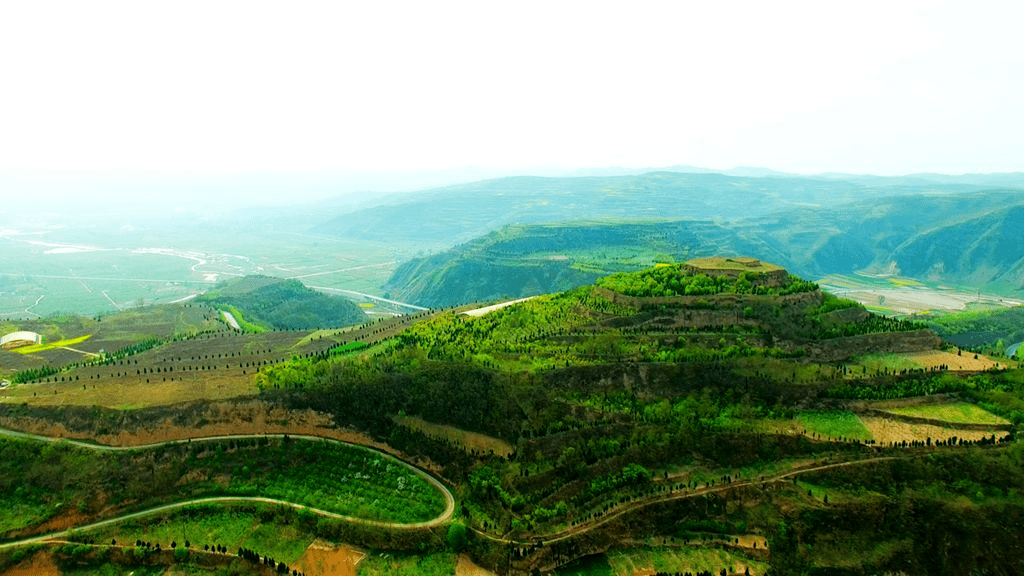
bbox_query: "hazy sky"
[2,0,1022,202]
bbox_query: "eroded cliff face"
[785,329,942,363]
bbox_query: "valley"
[2,170,1024,575]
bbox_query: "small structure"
[0,331,42,350]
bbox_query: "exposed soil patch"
[457,553,498,576]
[735,534,768,550]
[859,415,1002,445]
[291,540,365,576]
[12,507,89,539]
[1,551,60,576]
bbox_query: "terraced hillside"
[0,262,1023,576]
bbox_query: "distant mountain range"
[310,171,1024,307]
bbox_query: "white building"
[0,331,42,350]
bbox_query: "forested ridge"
[236,265,1024,574]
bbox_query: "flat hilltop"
[683,256,784,273]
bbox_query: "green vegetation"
[883,402,1009,425]
[929,305,1024,354]
[595,264,817,297]
[222,305,266,333]
[606,546,767,576]
[557,554,613,575]
[95,507,315,565]
[8,258,1024,575]
[796,411,873,441]
[332,340,369,354]
[0,435,446,537]
[198,276,366,330]
[357,551,456,575]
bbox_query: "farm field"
[881,401,1010,425]
[818,273,1024,317]
[858,415,1001,445]
[846,349,1011,375]
[1,310,435,408]
[795,411,873,442]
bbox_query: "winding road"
[0,429,456,550]
[0,424,982,557]
[471,453,913,547]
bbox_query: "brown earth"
[859,415,1004,445]
[1,551,60,576]
[735,534,768,549]
[12,508,90,540]
[457,553,498,576]
[290,540,366,576]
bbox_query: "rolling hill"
[197,276,366,330]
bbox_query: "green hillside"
[198,276,366,330]
[3,263,1024,575]
[384,221,789,307]
[929,305,1024,354]
[249,264,1024,574]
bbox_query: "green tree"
[447,521,468,551]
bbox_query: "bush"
[446,521,468,551]
[174,546,189,562]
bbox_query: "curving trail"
[472,454,908,546]
[0,428,455,549]
[0,423,922,553]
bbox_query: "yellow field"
[14,334,91,354]
[850,350,1008,373]
[887,277,923,287]
[859,415,1003,445]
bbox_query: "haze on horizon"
[2,1,1022,208]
